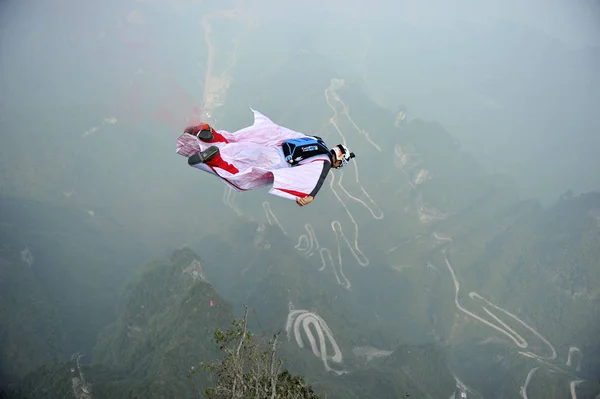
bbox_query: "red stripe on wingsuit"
[205,153,239,174]
[212,131,229,143]
[206,164,248,191]
[276,187,309,198]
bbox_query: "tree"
[194,305,322,399]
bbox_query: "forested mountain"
[1,6,599,397]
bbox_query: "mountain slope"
[0,195,149,387]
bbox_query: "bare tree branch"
[231,305,249,397]
[269,333,279,399]
[236,304,249,358]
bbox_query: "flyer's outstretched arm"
[269,157,332,203]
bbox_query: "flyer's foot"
[188,146,220,166]
[184,123,214,142]
[196,128,214,142]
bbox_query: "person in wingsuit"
[176,108,355,207]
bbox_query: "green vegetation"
[198,305,322,399]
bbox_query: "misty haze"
[1,0,599,398]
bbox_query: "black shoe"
[184,125,214,142]
[196,129,214,142]
[188,146,219,166]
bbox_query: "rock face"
[88,247,236,398]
